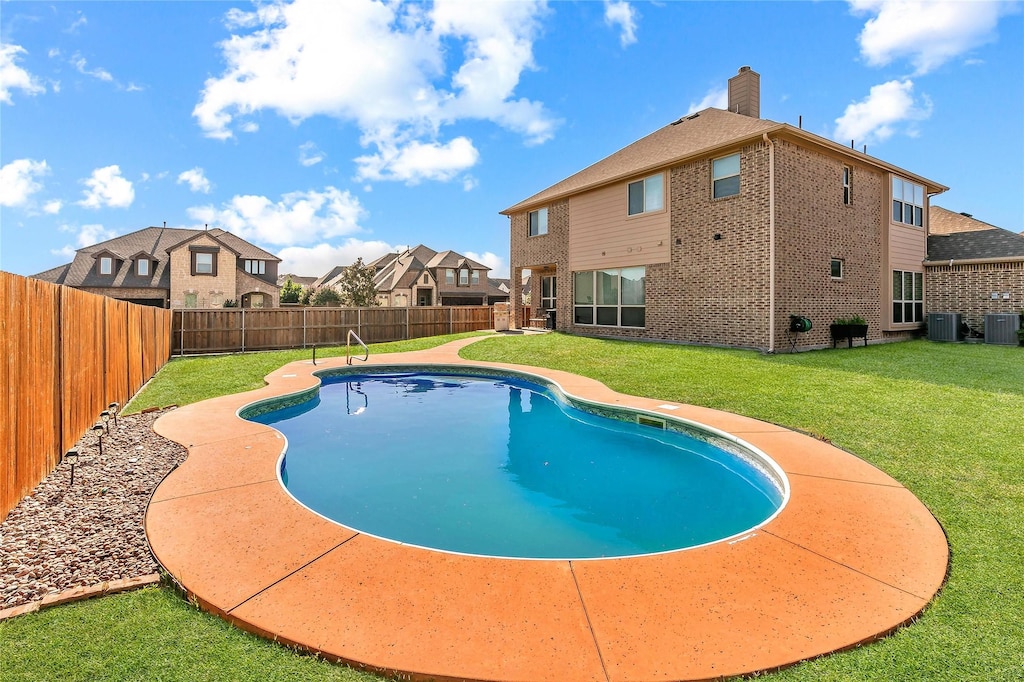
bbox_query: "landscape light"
[108,402,119,428]
[65,448,79,486]
[92,422,105,456]
[100,410,110,433]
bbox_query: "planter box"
[830,323,868,348]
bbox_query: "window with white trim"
[459,268,469,286]
[892,177,924,227]
[445,268,455,285]
[99,257,113,275]
[471,270,480,285]
[830,258,844,279]
[843,166,852,205]
[136,258,150,276]
[627,174,664,215]
[244,259,266,275]
[712,154,740,198]
[528,208,548,236]
[194,252,214,275]
[541,275,556,311]
[573,267,645,328]
[892,270,923,323]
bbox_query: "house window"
[422,274,428,284]
[136,258,150,276]
[184,293,198,308]
[99,257,113,275]
[250,293,265,309]
[892,270,923,323]
[712,153,740,198]
[459,268,469,286]
[244,259,266,275]
[446,268,455,285]
[843,167,852,205]
[194,252,214,275]
[892,177,924,227]
[528,208,548,236]
[830,258,844,279]
[541,275,556,311]
[471,270,480,285]
[627,173,664,215]
[573,267,645,328]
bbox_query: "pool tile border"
[145,337,949,682]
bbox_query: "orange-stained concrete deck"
[145,336,949,682]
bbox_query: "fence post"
[405,307,410,340]
[449,306,453,335]
[302,307,306,349]
[358,307,361,338]
[179,310,185,356]
[241,308,245,352]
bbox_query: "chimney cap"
[738,65,751,73]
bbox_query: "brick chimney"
[728,66,760,118]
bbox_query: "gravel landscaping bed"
[0,409,186,609]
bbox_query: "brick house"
[317,245,499,307]
[502,67,948,351]
[924,206,1024,331]
[33,225,281,308]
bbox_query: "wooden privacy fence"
[1,272,173,518]
[173,305,495,354]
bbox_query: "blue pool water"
[250,371,784,559]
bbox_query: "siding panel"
[569,179,671,271]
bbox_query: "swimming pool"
[246,368,787,559]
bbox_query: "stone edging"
[0,573,161,621]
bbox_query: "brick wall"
[774,140,886,349]
[508,139,898,351]
[925,261,1024,330]
[168,235,237,308]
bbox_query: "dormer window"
[244,259,266,275]
[136,258,150,276]
[459,268,469,286]
[99,256,113,275]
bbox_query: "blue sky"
[1,1,1021,279]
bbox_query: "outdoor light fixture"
[65,448,79,486]
[92,422,105,456]
[100,410,111,433]
[108,402,119,428]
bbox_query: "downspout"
[763,133,776,353]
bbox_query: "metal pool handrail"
[346,329,369,365]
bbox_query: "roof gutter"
[923,256,1024,267]
[763,132,776,354]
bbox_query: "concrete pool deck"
[145,336,949,682]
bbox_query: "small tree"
[311,286,342,307]
[299,286,314,306]
[337,258,379,307]
[280,277,302,304]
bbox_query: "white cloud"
[299,141,325,167]
[78,165,135,208]
[355,136,479,184]
[186,186,366,246]
[462,175,479,192]
[52,222,118,259]
[43,199,63,215]
[464,251,508,278]
[71,52,113,82]
[834,79,932,145]
[277,239,398,277]
[687,85,728,114]
[604,1,638,47]
[194,0,556,183]
[850,0,1018,75]
[0,158,49,207]
[177,167,212,194]
[65,13,88,34]
[1,44,46,104]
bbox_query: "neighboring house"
[924,206,1024,331]
[488,278,512,305]
[502,66,947,351]
[33,225,281,309]
[277,273,317,287]
[317,245,496,307]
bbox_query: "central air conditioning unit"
[984,314,1021,346]
[927,313,962,342]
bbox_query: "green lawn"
[4,334,1022,681]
